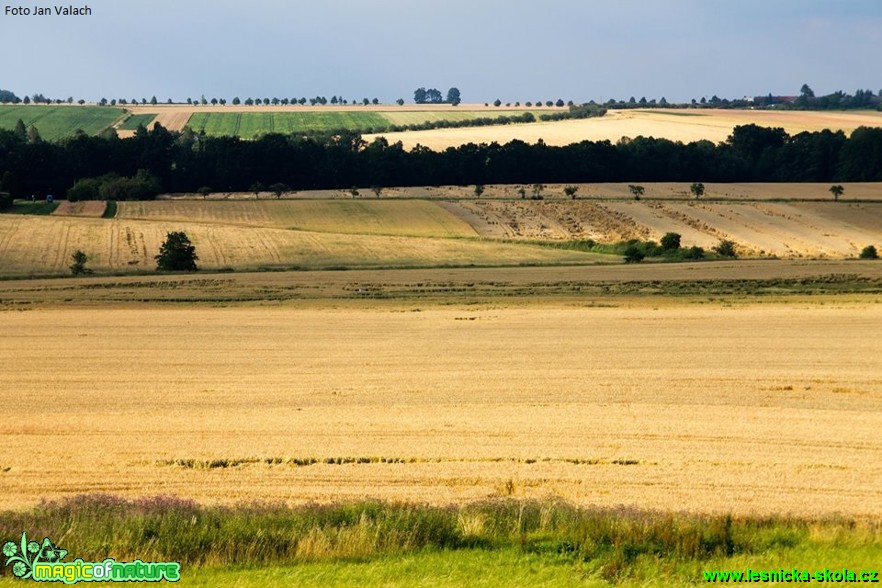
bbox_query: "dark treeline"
[1,123,881,200]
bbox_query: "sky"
[1,0,879,104]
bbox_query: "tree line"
[1,123,881,202]
[3,83,880,111]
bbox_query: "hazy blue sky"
[1,0,879,103]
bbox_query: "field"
[0,105,124,140]
[1,262,882,515]
[5,104,881,147]
[186,110,544,138]
[0,206,607,276]
[117,199,480,237]
[2,193,881,585]
[187,111,391,137]
[439,197,882,258]
[117,113,157,130]
[0,188,878,277]
[366,108,882,149]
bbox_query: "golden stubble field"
[366,108,882,149]
[2,296,881,517]
[2,192,881,276]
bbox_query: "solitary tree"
[690,182,705,199]
[829,185,844,201]
[517,186,527,199]
[474,184,485,198]
[155,232,198,271]
[69,250,92,275]
[628,184,644,200]
[249,181,264,199]
[563,185,579,200]
[531,183,545,199]
[371,185,383,198]
[396,98,404,106]
[196,186,212,200]
[446,87,461,106]
[268,182,287,199]
[349,187,359,198]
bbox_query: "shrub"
[623,244,645,263]
[859,245,878,259]
[67,171,160,202]
[0,191,14,211]
[69,250,92,275]
[681,245,706,260]
[714,240,738,258]
[66,178,102,202]
[660,232,681,251]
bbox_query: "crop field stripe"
[0,105,125,140]
[119,113,157,130]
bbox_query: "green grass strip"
[118,113,157,130]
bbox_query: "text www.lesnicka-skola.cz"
[704,568,878,583]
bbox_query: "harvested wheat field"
[1,299,881,516]
[117,199,479,238]
[0,214,606,275]
[441,199,882,257]
[2,193,881,276]
[367,108,882,149]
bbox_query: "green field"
[187,110,547,138]
[0,105,124,140]
[189,111,392,138]
[0,106,551,140]
[118,113,157,130]
[382,109,543,125]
